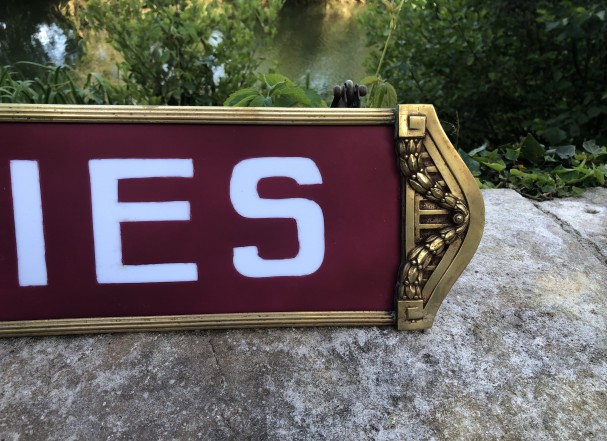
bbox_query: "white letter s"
[230,157,324,278]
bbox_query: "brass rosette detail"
[396,138,470,301]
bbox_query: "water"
[0,0,370,96]
[0,0,76,76]
[266,1,369,93]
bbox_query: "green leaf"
[263,74,295,87]
[458,149,481,176]
[304,88,327,107]
[504,148,520,161]
[373,83,387,108]
[231,94,258,107]
[509,169,528,177]
[223,88,258,106]
[359,75,380,86]
[557,169,581,181]
[477,178,496,189]
[592,167,605,185]
[554,166,575,174]
[570,186,585,196]
[250,95,268,107]
[520,134,545,165]
[385,83,398,107]
[475,156,506,172]
[468,144,488,156]
[541,182,556,193]
[272,86,312,107]
[554,145,576,159]
[482,160,506,172]
[582,139,602,154]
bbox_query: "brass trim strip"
[0,311,395,337]
[0,104,395,125]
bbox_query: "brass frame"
[0,104,483,336]
[0,104,394,125]
[0,312,394,338]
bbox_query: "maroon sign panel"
[0,123,400,321]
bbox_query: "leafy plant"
[362,0,607,148]
[459,135,607,199]
[79,0,284,106]
[358,0,404,108]
[0,62,126,104]
[359,75,398,108]
[224,73,326,107]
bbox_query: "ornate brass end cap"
[395,104,484,331]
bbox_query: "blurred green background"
[1,0,605,198]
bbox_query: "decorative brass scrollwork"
[396,138,470,301]
[395,105,484,331]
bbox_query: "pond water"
[0,0,370,95]
[267,1,369,92]
[0,0,73,73]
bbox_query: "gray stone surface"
[537,187,607,260]
[1,188,606,441]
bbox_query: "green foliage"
[359,75,398,108]
[459,136,607,199]
[224,73,327,107]
[358,0,403,109]
[0,63,125,104]
[363,0,607,148]
[80,0,284,106]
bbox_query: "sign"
[0,105,483,336]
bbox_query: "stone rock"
[1,189,606,440]
[537,187,607,260]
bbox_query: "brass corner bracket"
[395,105,484,331]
